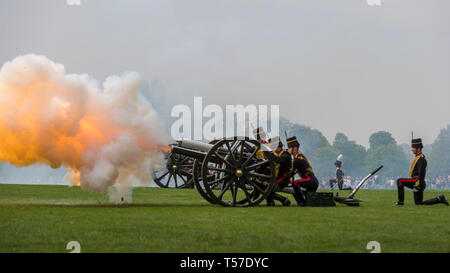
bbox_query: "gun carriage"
[153,137,277,207]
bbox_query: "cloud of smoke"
[0,54,165,200]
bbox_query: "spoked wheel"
[192,159,217,204]
[201,137,276,207]
[152,146,195,188]
[192,140,220,204]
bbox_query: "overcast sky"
[1,0,449,147]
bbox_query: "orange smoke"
[155,145,172,152]
[0,54,165,193]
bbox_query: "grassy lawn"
[0,184,449,253]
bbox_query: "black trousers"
[396,178,441,205]
[266,175,290,204]
[266,192,288,204]
[293,174,319,204]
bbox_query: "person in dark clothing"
[332,154,352,190]
[265,138,291,206]
[286,136,319,206]
[393,138,448,206]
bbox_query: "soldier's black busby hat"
[253,127,266,140]
[411,138,423,149]
[286,136,300,148]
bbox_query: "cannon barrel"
[171,145,264,167]
[173,139,271,171]
[177,138,274,153]
[171,146,207,160]
[177,139,215,153]
[176,138,264,159]
[171,146,227,165]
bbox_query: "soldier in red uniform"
[265,138,291,206]
[250,129,291,206]
[286,136,319,206]
[393,138,448,206]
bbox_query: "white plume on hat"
[337,154,343,161]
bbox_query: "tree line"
[280,118,450,178]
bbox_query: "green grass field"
[0,184,449,253]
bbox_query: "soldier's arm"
[272,152,290,164]
[294,157,307,176]
[271,153,282,163]
[415,157,427,187]
[280,152,291,164]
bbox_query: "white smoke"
[0,54,165,201]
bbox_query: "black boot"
[271,193,291,206]
[392,201,404,206]
[276,196,291,206]
[440,195,449,206]
[396,179,405,204]
[422,195,449,205]
[266,193,275,206]
[293,185,305,207]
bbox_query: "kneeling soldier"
[287,136,319,206]
[266,138,291,206]
[393,138,448,206]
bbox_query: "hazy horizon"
[1,0,449,148]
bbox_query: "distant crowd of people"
[319,175,450,190]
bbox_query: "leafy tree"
[311,146,338,177]
[279,117,329,156]
[428,125,450,176]
[369,131,396,149]
[366,131,409,177]
[332,133,367,176]
[279,117,333,178]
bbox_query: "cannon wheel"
[192,159,217,204]
[152,144,195,188]
[192,139,220,204]
[201,137,276,207]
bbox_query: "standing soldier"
[286,136,319,206]
[331,154,352,190]
[393,138,448,206]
